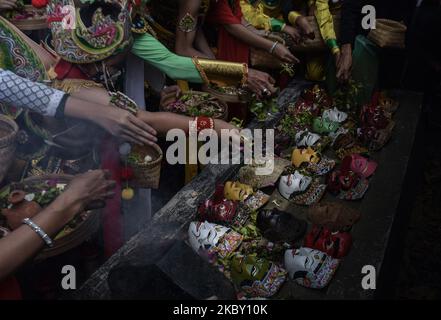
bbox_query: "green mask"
[312,117,340,134]
[231,254,270,286]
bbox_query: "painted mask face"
[284,247,339,289]
[312,117,340,134]
[224,182,253,201]
[231,255,270,285]
[278,171,312,200]
[188,221,242,258]
[304,226,353,259]
[292,147,320,168]
[295,130,321,147]
[230,254,286,298]
[198,198,238,224]
[361,104,389,129]
[341,154,378,179]
[257,209,307,243]
[293,99,314,115]
[322,107,348,123]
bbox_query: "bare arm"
[137,86,244,135]
[241,16,266,35]
[64,87,158,146]
[224,21,274,51]
[0,170,115,281]
[222,22,298,63]
[0,193,79,280]
[137,111,238,136]
[175,0,212,58]
[194,29,216,59]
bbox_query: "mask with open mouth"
[188,221,243,259]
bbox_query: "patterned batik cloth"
[0,69,65,117]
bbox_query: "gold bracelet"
[192,57,247,88]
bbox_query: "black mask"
[257,208,307,243]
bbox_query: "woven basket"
[0,174,101,260]
[0,115,18,183]
[291,15,341,52]
[162,91,229,120]
[368,19,407,49]
[129,143,163,189]
[11,5,48,31]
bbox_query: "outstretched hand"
[95,106,158,146]
[62,170,116,217]
[336,44,353,82]
[160,85,182,108]
[246,68,277,99]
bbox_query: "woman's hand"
[336,44,353,82]
[64,95,157,146]
[160,85,181,109]
[61,170,116,218]
[0,0,17,11]
[0,170,116,281]
[282,25,302,43]
[272,43,299,64]
[246,68,277,99]
[296,16,315,40]
[95,107,158,146]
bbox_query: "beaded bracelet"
[109,91,138,115]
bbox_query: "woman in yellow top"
[242,0,341,81]
[239,0,303,41]
[241,0,314,38]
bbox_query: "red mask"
[197,185,237,223]
[304,225,352,259]
[360,104,389,129]
[326,170,359,194]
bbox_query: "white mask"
[284,248,323,278]
[278,171,312,200]
[284,247,339,289]
[188,221,229,254]
[322,107,348,123]
[295,130,321,147]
